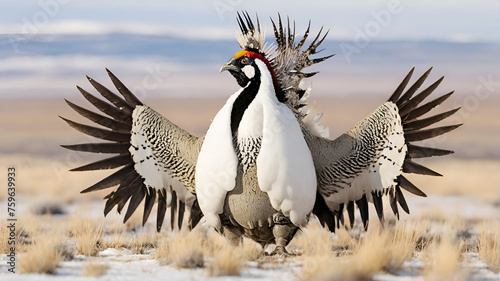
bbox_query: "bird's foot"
[266,245,292,257]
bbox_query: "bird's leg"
[221,225,243,247]
[267,213,297,256]
[267,224,296,256]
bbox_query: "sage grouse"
[61,12,461,254]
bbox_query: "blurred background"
[0,1,499,218]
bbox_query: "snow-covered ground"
[1,193,499,281]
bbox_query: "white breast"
[196,60,317,229]
[195,92,240,230]
[253,60,317,227]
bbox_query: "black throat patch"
[230,67,261,137]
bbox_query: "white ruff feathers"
[196,60,316,229]
[195,93,240,230]
[253,62,316,226]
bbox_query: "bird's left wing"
[61,69,203,231]
[304,68,462,231]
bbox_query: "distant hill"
[0,33,498,98]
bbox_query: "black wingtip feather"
[372,191,385,224]
[157,189,167,232]
[396,67,433,107]
[170,191,178,230]
[76,85,131,121]
[64,99,132,132]
[70,154,130,172]
[355,195,369,230]
[61,143,130,154]
[189,199,203,230]
[105,68,143,107]
[405,124,462,142]
[407,144,454,158]
[80,164,134,193]
[405,91,454,121]
[178,201,186,230]
[403,159,443,177]
[123,185,146,224]
[312,192,336,232]
[399,176,427,197]
[142,188,156,226]
[404,107,461,131]
[389,191,399,219]
[60,116,130,142]
[86,75,133,114]
[395,186,410,214]
[347,201,355,229]
[399,76,444,117]
[388,67,414,102]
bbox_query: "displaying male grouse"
[61,12,461,255]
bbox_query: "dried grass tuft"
[300,222,419,280]
[421,235,465,280]
[82,261,109,277]
[17,212,45,239]
[0,221,12,254]
[69,217,104,256]
[156,231,205,268]
[18,233,63,274]
[129,232,158,254]
[288,220,336,257]
[478,223,499,273]
[206,234,244,276]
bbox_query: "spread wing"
[61,69,203,231]
[305,68,462,231]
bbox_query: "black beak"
[219,58,239,73]
[220,57,250,87]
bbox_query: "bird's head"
[220,12,285,102]
[220,50,275,88]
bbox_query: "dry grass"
[18,212,46,239]
[82,261,109,277]
[156,231,205,268]
[288,220,336,257]
[357,224,414,273]
[301,222,417,280]
[478,223,499,272]
[104,228,130,249]
[421,236,466,280]
[69,217,104,256]
[18,233,63,274]
[128,231,158,254]
[205,233,245,276]
[155,229,260,275]
[0,221,12,254]
[299,213,474,280]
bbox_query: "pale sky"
[1,0,499,42]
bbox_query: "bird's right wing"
[304,68,461,231]
[61,69,203,231]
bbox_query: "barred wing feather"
[306,68,462,231]
[61,69,203,231]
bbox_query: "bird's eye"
[241,58,248,64]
